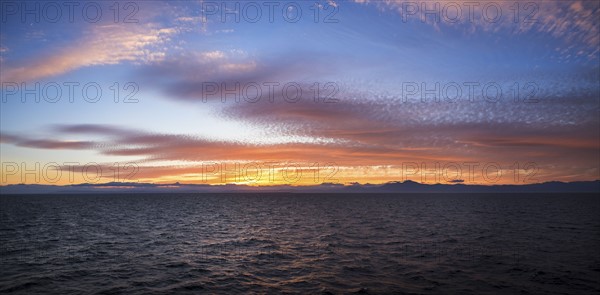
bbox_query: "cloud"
[0,132,96,150]
[0,1,196,83]
[2,119,598,183]
[136,49,340,102]
[351,0,599,58]
[116,44,599,176]
[54,124,135,137]
[447,179,464,183]
[16,139,95,150]
[0,133,20,144]
[0,124,465,164]
[0,1,598,184]
[1,23,179,83]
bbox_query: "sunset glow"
[1,0,598,186]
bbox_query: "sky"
[0,0,599,186]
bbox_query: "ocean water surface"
[1,193,599,294]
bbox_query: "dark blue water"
[1,193,599,294]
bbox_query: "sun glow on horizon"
[1,0,599,188]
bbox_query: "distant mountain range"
[1,180,599,194]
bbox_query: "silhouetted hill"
[1,180,598,194]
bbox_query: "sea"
[1,193,599,294]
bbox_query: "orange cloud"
[1,119,598,185]
[1,23,178,83]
